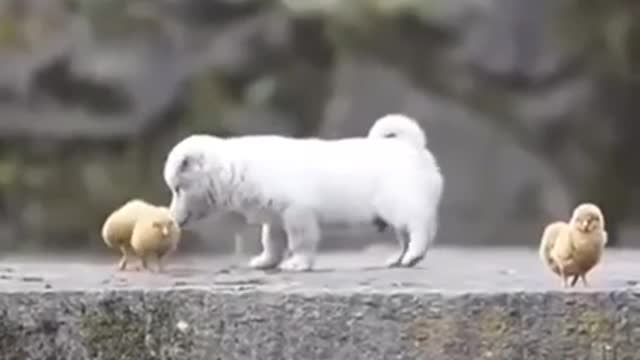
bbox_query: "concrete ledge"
[1,249,639,360]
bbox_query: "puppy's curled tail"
[367,113,427,148]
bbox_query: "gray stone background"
[1,0,639,255]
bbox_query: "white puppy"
[163,113,443,271]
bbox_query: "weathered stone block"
[0,248,638,360]
[0,289,638,360]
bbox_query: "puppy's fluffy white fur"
[163,113,443,271]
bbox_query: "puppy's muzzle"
[178,209,209,228]
[178,213,192,228]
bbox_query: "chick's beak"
[583,219,590,230]
[581,217,597,232]
[161,226,169,236]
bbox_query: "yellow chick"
[101,199,157,271]
[539,203,607,288]
[130,206,181,273]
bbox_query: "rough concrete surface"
[1,247,639,360]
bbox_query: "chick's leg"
[556,264,569,288]
[570,275,579,287]
[117,255,127,271]
[559,271,568,288]
[117,245,132,271]
[580,274,589,287]
[140,256,151,272]
[156,254,166,273]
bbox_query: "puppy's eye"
[383,133,397,138]
[179,157,190,172]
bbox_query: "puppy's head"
[570,203,605,234]
[163,135,221,228]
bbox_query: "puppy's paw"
[384,253,404,268]
[249,253,280,270]
[400,253,425,267]
[279,254,313,272]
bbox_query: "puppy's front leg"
[280,207,319,271]
[249,223,287,269]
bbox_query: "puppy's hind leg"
[249,223,287,270]
[279,207,319,272]
[400,216,437,267]
[385,228,409,267]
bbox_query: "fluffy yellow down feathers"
[539,203,607,288]
[101,199,181,272]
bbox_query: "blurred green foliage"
[73,0,164,40]
[2,0,640,251]
[0,13,25,48]
[558,0,640,79]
